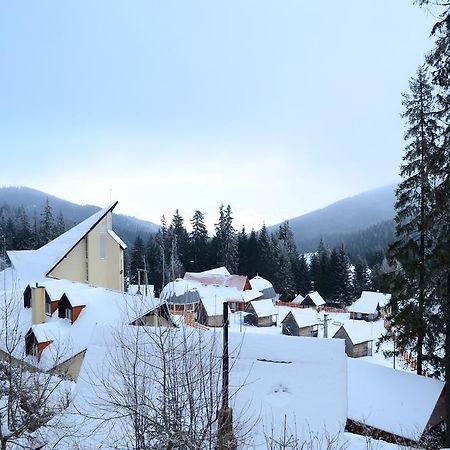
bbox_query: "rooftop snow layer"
[348,358,444,440]
[249,298,277,317]
[304,291,326,306]
[333,320,374,344]
[348,291,391,314]
[249,275,273,291]
[280,308,320,328]
[7,202,117,279]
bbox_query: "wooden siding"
[333,327,372,358]
[301,295,318,308]
[197,302,223,327]
[281,313,317,337]
[350,311,378,322]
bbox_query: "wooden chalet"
[244,299,277,327]
[332,323,373,358]
[281,310,319,337]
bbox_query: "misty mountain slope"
[0,186,159,246]
[269,184,396,246]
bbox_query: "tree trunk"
[445,271,450,447]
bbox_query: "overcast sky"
[0,1,438,231]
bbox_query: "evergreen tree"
[213,204,238,273]
[245,229,259,278]
[39,198,55,246]
[353,262,371,299]
[129,236,145,284]
[169,210,190,274]
[294,254,310,296]
[237,226,249,275]
[385,66,439,375]
[54,211,66,237]
[334,246,353,306]
[190,210,209,272]
[256,224,272,278]
[14,207,33,250]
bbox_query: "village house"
[161,267,264,313]
[296,291,326,309]
[196,297,229,327]
[281,309,319,337]
[4,202,173,380]
[348,291,391,321]
[249,275,277,300]
[332,321,373,358]
[244,298,277,327]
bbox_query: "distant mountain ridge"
[0,186,159,246]
[269,184,397,261]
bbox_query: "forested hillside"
[0,186,158,247]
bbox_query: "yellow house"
[9,202,126,292]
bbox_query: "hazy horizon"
[0,1,436,230]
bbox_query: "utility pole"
[216,302,236,450]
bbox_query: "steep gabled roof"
[333,321,373,345]
[7,202,118,279]
[348,291,391,314]
[248,299,277,318]
[303,291,326,307]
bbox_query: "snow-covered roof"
[291,294,304,304]
[303,291,326,307]
[0,269,167,370]
[348,358,444,440]
[241,289,263,302]
[249,275,273,291]
[107,229,127,250]
[161,276,262,304]
[197,266,231,276]
[280,308,319,328]
[7,202,118,279]
[248,299,277,317]
[184,271,249,291]
[333,321,373,345]
[199,297,229,317]
[127,284,155,297]
[348,291,391,314]
[230,330,347,445]
[61,326,348,449]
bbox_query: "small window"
[65,308,72,321]
[45,302,52,316]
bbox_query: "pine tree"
[256,224,272,278]
[169,210,190,274]
[54,211,66,237]
[353,262,371,299]
[237,226,248,275]
[386,66,439,375]
[129,236,145,284]
[14,207,32,250]
[334,246,352,306]
[190,210,209,272]
[39,198,55,246]
[294,254,310,296]
[213,204,238,273]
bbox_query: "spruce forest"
[0,200,375,304]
